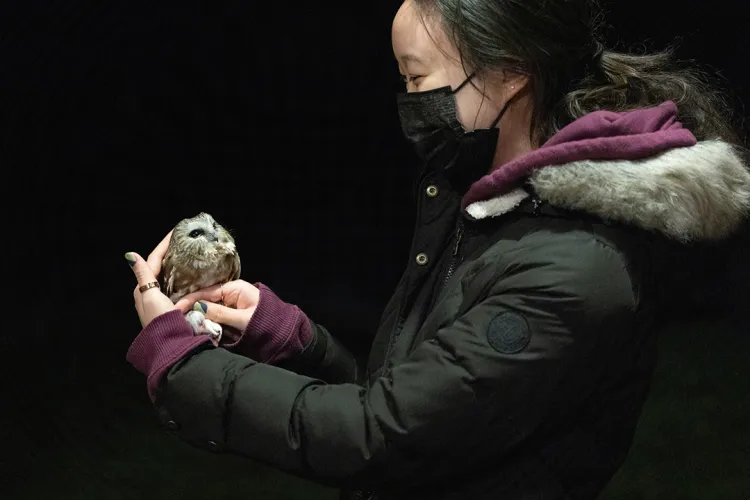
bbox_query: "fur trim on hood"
[462,102,750,242]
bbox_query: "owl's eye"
[189,229,205,238]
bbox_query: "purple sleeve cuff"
[220,282,313,364]
[126,309,213,402]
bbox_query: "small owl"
[161,212,241,343]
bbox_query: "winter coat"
[127,101,750,500]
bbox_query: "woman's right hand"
[146,230,173,278]
[174,280,261,334]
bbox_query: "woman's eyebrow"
[399,53,427,65]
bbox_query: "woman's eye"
[189,229,204,238]
[400,75,422,85]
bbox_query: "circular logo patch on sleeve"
[487,311,532,354]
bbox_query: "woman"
[125,1,750,498]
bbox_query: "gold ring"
[139,281,160,293]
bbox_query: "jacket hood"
[462,101,750,242]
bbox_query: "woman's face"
[391,0,509,131]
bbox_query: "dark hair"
[412,0,745,147]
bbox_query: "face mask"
[396,71,509,188]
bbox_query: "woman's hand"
[126,251,177,327]
[173,280,260,333]
[145,230,173,277]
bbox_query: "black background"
[2,0,749,498]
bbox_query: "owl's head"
[173,212,236,253]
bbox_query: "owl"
[161,212,241,343]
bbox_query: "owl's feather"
[159,212,241,342]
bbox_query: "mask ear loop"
[489,87,521,129]
[490,102,509,129]
[453,71,511,130]
[452,71,478,94]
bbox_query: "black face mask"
[396,72,509,191]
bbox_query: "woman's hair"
[412,0,745,147]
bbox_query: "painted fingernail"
[124,252,136,267]
[194,301,208,314]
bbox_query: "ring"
[139,281,161,293]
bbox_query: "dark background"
[2,0,749,498]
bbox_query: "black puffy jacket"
[149,131,750,499]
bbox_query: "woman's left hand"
[126,251,177,327]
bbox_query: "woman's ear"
[503,72,529,103]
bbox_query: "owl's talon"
[185,310,222,343]
[185,310,206,335]
[203,319,223,343]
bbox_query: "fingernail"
[194,301,208,314]
[124,252,136,267]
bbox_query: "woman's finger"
[193,300,252,331]
[133,285,144,318]
[146,230,173,277]
[174,284,225,312]
[125,252,159,290]
[127,251,176,326]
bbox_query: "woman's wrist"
[222,283,313,363]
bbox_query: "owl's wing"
[230,253,241,282]
[162,248,177,298]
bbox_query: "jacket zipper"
[440,217,465,293]
[532,195,543,215]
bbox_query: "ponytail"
[562,45,744,146]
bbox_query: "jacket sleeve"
[151,237,636,491]
[221,282,361,384]
[275,319,362,385]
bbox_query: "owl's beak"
[208,233,219,242]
